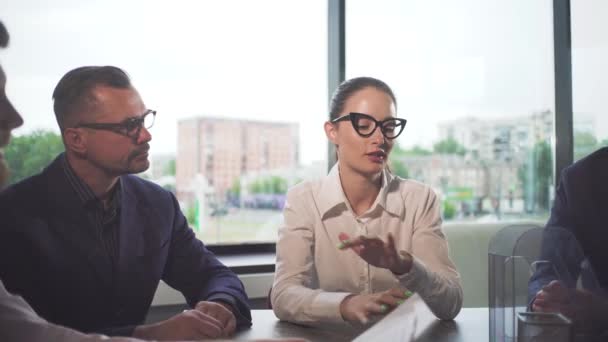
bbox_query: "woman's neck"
[339,165,382,216]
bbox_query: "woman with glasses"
[271,77,463,326]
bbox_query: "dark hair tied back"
[328,76,397,120]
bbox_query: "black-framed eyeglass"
[331,112,406,139]
[75,109,156,139]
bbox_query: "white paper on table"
[353,293,436,342]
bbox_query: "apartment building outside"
[176,117,299,205]
[397,110,554,218]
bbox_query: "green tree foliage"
[5,130,64,184]
[186,203,198,230]
[391,143,406,156]
[518,141,552,213]
[574,130,598,161]
[443,200,456,220]
[388,143,409,178]
[249,180,263,194]
[406,145,432,156]
[248,175,288,194]
[390,159,409,178]
[230,178,241,197]
[270,176,288,194]
[433,138,466,156]
[392,143,432,157]
[534,141,552,211]
[164,158,176,176]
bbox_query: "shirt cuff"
[310,291,352,324]
[207,294,251,329]
[208,293,237,309]
[394,256,432,292]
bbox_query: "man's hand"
[339,287,412,324]
[195,300,237,337]
[132,308,224,340]
[338,232,413,275]
[532,280,606,332]
[532,280,572,314]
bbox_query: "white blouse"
[271,163,463,325]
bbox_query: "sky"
[1,0,607,166]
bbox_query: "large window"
[346,0,555,222]
[572,0,608,161]
[1,0,328,245]
[3,1,596,246]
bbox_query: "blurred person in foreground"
[529,147,608,334]
[0,18,145,342]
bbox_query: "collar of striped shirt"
[60,153,122,213]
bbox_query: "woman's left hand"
[338,232,413,275]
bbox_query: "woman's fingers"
[337,232,410,272]
[387,233,396,252]
[356,311,370,324]
[338,236,364,249]
[377,290,411,308]
[338,232,350,244]
[385,233,400,265]
[337,233,363,254]
[367,290,413,316]
[374,299,399,311]
[365,301,389,315]
[386,287,412,300]
[338,234,382,248]
[341,289,415,325]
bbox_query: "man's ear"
[324,121,339,146]
[63,128,87,154]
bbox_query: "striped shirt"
[61,156,121,270]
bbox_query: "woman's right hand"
[339,287,412,324]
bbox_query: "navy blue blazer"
[0,154,251,336]
[528,147,608,299]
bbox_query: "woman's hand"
[339,287,412,324]
[338,232,413,275]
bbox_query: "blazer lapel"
[117,177,146,284]
[44,155,114,288]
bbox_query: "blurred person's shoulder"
[566,146,608,180]
[0,165,47,206]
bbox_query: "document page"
[353,294,436,342]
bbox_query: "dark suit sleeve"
[528,168,584,304]
[161,193,252,329]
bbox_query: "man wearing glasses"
[0,66,251,340]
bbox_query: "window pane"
[346,0,555,222]
[572,1,608,161]
[1,0,328,245]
